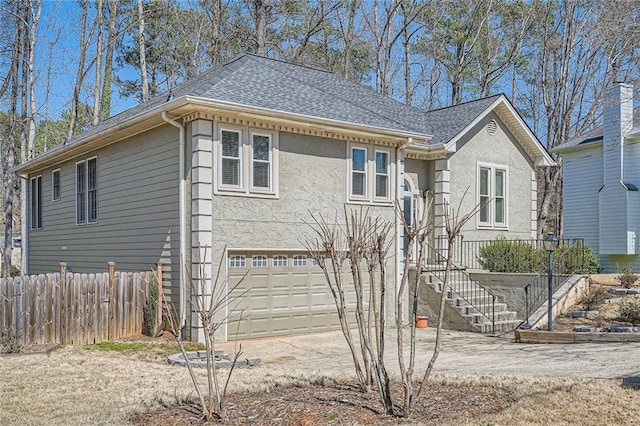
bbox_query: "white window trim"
[347,142,394,205]
[349,144,368,200]
[214,123,279,198]
[76,160,86,225]
[374,148,391,202]
[52,169,60,202]
[293,255,307,267]
[250,131,273,193]
[87,157,98,224]
[218,126,243,192]
[252,255,268,268]
[229,255,246,268]
[76,157,98,225]
[476,162,509,230]
[273,255,288,267]
[30,175,42,230]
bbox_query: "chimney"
[602,83,634,186]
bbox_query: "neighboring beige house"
[15,54,553,341]
[555,83,640,272]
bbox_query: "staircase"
[423,270,522,333]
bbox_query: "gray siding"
[562,145,602,255]
[448,112,534,240]
[27,124,181,303]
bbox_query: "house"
[555,82,640,272]
[14,54,553,341]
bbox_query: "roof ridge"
[243,53,335,74]
[424,93,503,115]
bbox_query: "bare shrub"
[163,246,247,421]
[617,296,640,326]
[616,267,638,289]
[576,285,608,311]
[0,327,20,354]
[306,192,478,418]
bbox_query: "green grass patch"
[82,341,205,357]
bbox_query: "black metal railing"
[436,237,587,273]
[425,242,496,333]
[522,243,584,324]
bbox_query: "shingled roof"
[18,53,552,172]
[421,95,503,146]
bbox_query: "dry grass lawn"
[1,341,640,425]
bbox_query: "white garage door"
[227,251,358,339]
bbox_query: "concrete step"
[464,310,519,325]
[453,302,511,316]
[472,319,523,334]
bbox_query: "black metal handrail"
[522,242,584,324]
[425,242,496,333]
[437,237,587,273]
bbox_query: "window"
[348,143,392,203]
[251,133,271,190]
[76,158,98,224]
[252,255,268,267]
[52,169,60,201]
[30,176,42,230]
[293,255,307,267]
[478,164,507,228]
[221,129,241,187]
[273,255,288,267]
[76,162,86,224]
[375,151,389,199]
[229,255,246,268]
[87,158,97,223]
[216,126,279,197]
[351,147,367,198]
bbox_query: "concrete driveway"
[219,327,640,380]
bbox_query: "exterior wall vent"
[487,119,497,136]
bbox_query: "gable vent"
[487,119,497,136]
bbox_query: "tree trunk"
[92,0,104,125]
[101,0,118,120]
[255,0,268,55]
[68,0,90,139]
[137,0,149,102]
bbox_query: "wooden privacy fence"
[0,263,158,346]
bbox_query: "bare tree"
[164,247,246,421]
[92,0,104,125]
[136,0,148,102]
[67,0,94,139]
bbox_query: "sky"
[35,0,139,122]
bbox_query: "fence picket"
[1,270,150,347]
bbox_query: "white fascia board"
[184,95,432,143]
[443,95,555,167]
[15,97,191,174]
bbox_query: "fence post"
[108,262,115,341]
[154,262,163,336]
[59,262,67,345]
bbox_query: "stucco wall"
[448,112,535,241]
[468,272,538,319]
[191,125,400,339]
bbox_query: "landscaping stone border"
[167,350,261,368]
[515,330,640,344]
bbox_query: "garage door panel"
[228,251,368,339]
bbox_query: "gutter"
[161,111,188,337]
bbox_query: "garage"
[227,251,351,339]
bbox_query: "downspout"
[161,111,187,336]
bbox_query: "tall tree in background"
[136,0,149,101]
[101,0,122,120]
[92,0,105,124]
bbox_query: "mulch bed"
[131,381,514,425]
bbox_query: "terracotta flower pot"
[415,315,428,328]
